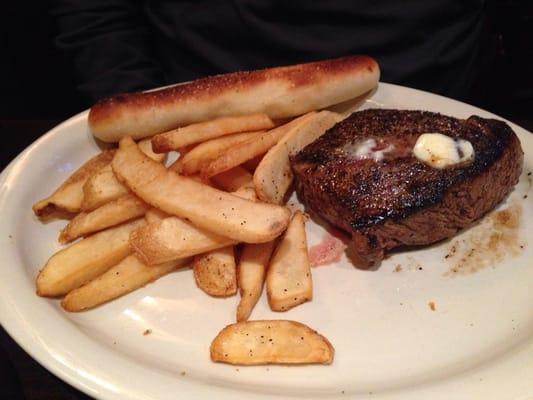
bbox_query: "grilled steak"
[291,109,523,267]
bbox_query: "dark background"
[1,1,532,399]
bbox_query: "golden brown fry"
[144,208,169,224]
[81,141,165,211]
[132,184,254,266]
[152,114,275,153]
[231,186,257,202]
[254,111,343,204]
[36,219,145,297]
[236,241,276,322]
[210,166,253,192]
[210,320,334,365]
[81,164,129,211]
[113,137,290,243]
[194,246,237,297]
[266,212,312,311]
[59,194,150,243]
[130,216,236,265]
[61,255,189,312]
[137,138,166,163]
[33,150,115,217]
[201,112,316,179]
[170,131,262,174]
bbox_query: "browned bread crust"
[88,55,379,142]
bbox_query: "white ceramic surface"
[1,83,532,400]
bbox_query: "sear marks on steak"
[290,109,523,267]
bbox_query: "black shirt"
[52,0,485,104]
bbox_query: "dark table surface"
[1,113,532,399]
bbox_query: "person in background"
[52,0,485,105]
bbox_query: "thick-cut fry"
[33,150,115,217]
[81,164,129,211]
[144,208,169,223]
[137,138,166,163]
[61,255,189,312]
[152,114,275,153]
[59,194,150,243]
[130,216,236,265]
[133,182,256,265]
[201,112,316,179]
[210,320,334,365]
[254,111,343,204]
[211,166,253,192]
[266,212,312,311]
[194,246,237,297]
[236,241,276,322]
[81,141,164,211]
[113,137,290,243]
[36,219,145,297]
[170,131,262,174]
[231,186,257,202]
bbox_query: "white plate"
[1,83,532,400]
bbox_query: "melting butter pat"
[413,133,474,168]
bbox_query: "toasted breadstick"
[152,114,274,152]
[89,55,379,142]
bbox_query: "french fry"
[130,216,237,265]
[81,164,129,211]
[236,241,276,322]
[210,320,334,365]
[254,111,343,204]
[170,131,262,174]
[201,112,316,179]
[32,150,115,217]
[231,186,257,202]
[36,219,145,297]
[144,208,169,223]
[81,140,164,211]
[137,138,166,163]
[132,182,257,266]
[194,246,237,297]
[210,166,254,192]
[59,194,150,243]
[61,255,189,312]
[152,114,275,153]
[266,212,312,311]
[113,137,290,243]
